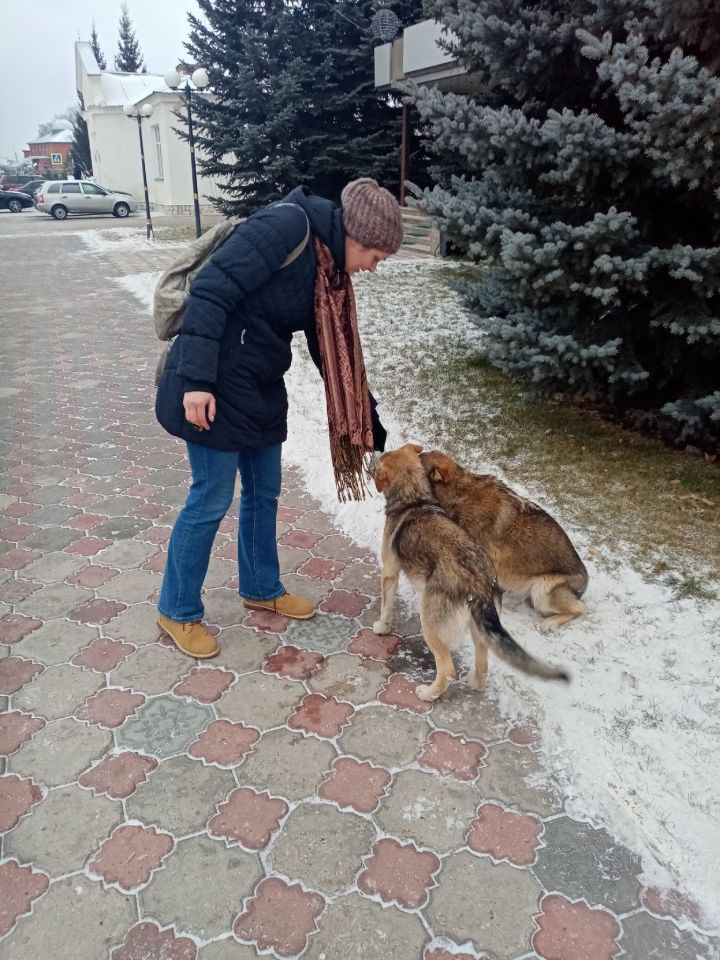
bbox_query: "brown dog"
[420,450,588,632]
[373,444,569,701]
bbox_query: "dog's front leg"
[373,547,400,636]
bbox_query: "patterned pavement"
[1,216,718,959]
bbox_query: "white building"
[75,41,219,214]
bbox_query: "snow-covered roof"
[97,71,170,108]
[77,40,101,75]
[29,129,73,145]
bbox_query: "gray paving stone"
[15,582,94,620]
[127,755,235,837]
[4,782,121,876]
[91,517,152,541]
[98,569,160,604]
[359,594,422,636]
[14,618,98,665]
[279,544,312,575]
[216,672,303,730]
[376,769,479,853]
[426,850,542,958]
[96,495,146,517]
[26,504,78,525]
[20,551,87,583]
[333,560,379,594]
[110,643,188,695]
[308,652,389,705]
[8,717,112,787]
[83,457,125,477]
[269,802,375,894]
[198,941,259,960]
[25,486,71,505]
[23,526,82,553]
[117,695,214,759]
[204,558,236,590]
[478,741,563,817]
[1,875,135,960]
[151,468,191,488]
[141,834,262,940]
[534,818,643,913]
[238,728,335,802]
[13,661,105,720]
[312,533,369,562]
[428,684,509,743]
[212,625,278,674]
[339,704,429,768]
[282,572,332,606]
[203,588,248,627]
[304,892,427,960]
[104,602,159,644]
[285,613,358,654]
[94,539,158,569]
[620,911,719,960]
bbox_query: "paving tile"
[280,528,325,550]
[21,551,87,582]
[72,637,135,672]
[288,692,355,738]
[104,602,159,644]
[80,752,158,799]
[70,597,128,625]
[212,625,278,673]
[4,782,121,876]
[15,581,94,620]
[532,894,621,960]
[347,626,402,661]
[188,719,260,767]
[243,607,291,633]
[23,527,83,552]
[428,850,542,958]
[304,891,427,960]
[641,886,703,925]
[0,655,44,694]
[209,786,288,849]
[0,773,43,831]
[110,922,197,960]
[216,672,303,729]
[332,560,379,594]
[508,722,542,747]
[91,518,152,541]
[1,874,135,960]
[0,578,41,604]
[618,910,716,960]
[424,948,478,960]
[15,618,98,666]
[313,533,369,562]
[0,521,40,541]
[91,823,174,891]
[379,672,434,713]
[478,741,563,817]
[534,817,642,913]
[270,802,375,894]
[468,802,542,866]
[197,942,257,960]
[233,876,325,957]
[0,710,45,755]
[117,696,214,760]
[173,666,236,703]
[13,661,105,721]
[203,588,249,627]
[264,644,325,680]
[0,860,50,937]
[285,612,361,654]
[317,756,391,813]
[358,836,441,909]
[0,612,42,645]
[297,557,346,580]
[64,535,114,556]
[99,569,160,604]
[307,651,388,704]
[0,548,41,570]
[238,728,335,802]
[76,687,146,727]
[420,729,487,781]
[339,704,429,768]
[111,643,188,695]
[126,755,235,836]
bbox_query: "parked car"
[0,189,35,213]
[35,181,138,220]
[17,179,46,197]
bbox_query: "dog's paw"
[415,683,439,702]
[469,672,487,691]
[372,620,391,636]
[535,620,558,634]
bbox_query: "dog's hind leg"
[373,550,401,636]
[468,619,489,690]
[532,580,585,633]
[415,593,456,702]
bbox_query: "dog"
[373,444,569,701]
[420,450,588,632]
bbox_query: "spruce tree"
[114,3,146,73]
[184,0,425,214]
[70,108,92,175]
[410,0,720,448]
[90,21,107,70]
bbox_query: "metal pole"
[399,101,408,207]
[136,116,154,240]
[185,84,202,238]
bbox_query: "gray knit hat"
[341,177,403,254]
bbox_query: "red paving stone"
[214,541,237,560]
[0,774,43,831]
[358,838,441,909]
[67,564,120,588]
[0,860,50,936]
[468,803,542,866]
[378,673,433,714]
[69,597,128,624]
[347,627,402,661]
[420,730,487,781]
[277,506,304,523]
[317,756,391,814]
[79,752,158,800]
[66,512,108,529]
[0,613,43,645]
[244,608,291,633]
[0,711,45,755]
[264,645,324,680]
[319,589,371,617]
[209,786,288,849]
[508,723,541,747]
[234,877,325,957]
[64,536,114,556]
[642,886,702,924]
[110,922,197,960]
[91,824,174,891]
[140,526,173,544]
[288,693,354,738]
[0,578,41,604]
[141,552,166,573]
[0,656,44,694]
[173,667,235,703]
[1,502,37,519]
[297,557,346,580]
[425,950,479,960]
[0,548,41,570]
[76,688,146,728]
[532,894,621,960]
[188,720,260,766]
[72,638,136,672]
[0,522,40,541]
[280,529,325,549]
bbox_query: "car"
[0,189,35,213]
[35,181,138,220]
[17,179,46,198]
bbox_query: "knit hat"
[341,178,403,254]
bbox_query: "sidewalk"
[1,222,717,959]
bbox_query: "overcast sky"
[0,0,202,161]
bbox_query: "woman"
[155,177,403,658]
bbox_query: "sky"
[0,0,202,161]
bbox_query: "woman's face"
[344,237,391,275]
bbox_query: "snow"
[111,246,719,933]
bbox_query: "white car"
[35,181,138,220]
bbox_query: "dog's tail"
[469,597,570,683]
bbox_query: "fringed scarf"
[313,238,375,502]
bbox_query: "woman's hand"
[183,391,216,431]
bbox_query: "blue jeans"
[158,441,284,623]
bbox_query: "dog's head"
[420,450,462,487]
[374,443,424,494]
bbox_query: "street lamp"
[164,67,209,238]
[123,102,155,240]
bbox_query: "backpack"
[153,203,310,383]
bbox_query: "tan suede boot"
[243,592,315,620]
[157,615,219,658]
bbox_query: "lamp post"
[164,67,209,238]
[123,102,155,240]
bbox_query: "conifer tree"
[410,0,720,447]
[70,108,92,174]
[90,21,107,70]
[114,3,146,73]
[184,0,425,213]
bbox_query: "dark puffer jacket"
[155,186,386,451]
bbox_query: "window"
[152,125,164,179]
[47,183,60,194]
[81,183,105,195]
[62,183,81,194]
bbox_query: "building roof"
[28,129,73,145]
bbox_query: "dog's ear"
[428,465,445,483]
[408,443,423,454]
[375,462,390,493]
